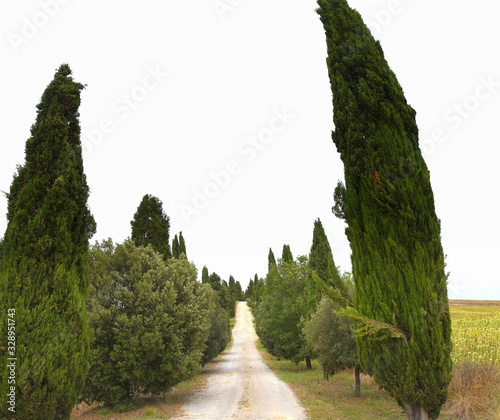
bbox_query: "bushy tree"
[304,297,359,393]
[254,256,309,364]
[82,240,212,408]
[202,292,231,365]
[317,1,452,418]
[131,194,171,259]
[0,64,95,419]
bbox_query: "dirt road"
[174,302,307,420]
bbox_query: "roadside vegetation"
[254,302,500,420]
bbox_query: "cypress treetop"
[131,194,171,259]
[281,244,293,263]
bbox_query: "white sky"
[1,0,499,299]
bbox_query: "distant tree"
[178,231,186,257]
[309,219,349,307]
[202,292,231,365]
[234,281,244,301]
[205,271,236,317]
[281,244,293,263]
[245,278,254,301]
[317,1,452,418]
[172,234,180,259]
[82,240,212,408]
[0,64,95,419]
[254,256,309,364]
[131,194,171,260]
[268,248,277,271]
[202,265,209,284]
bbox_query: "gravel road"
[174,301,307,420]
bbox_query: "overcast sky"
[1,0,499,299]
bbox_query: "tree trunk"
[354,365,361,397]
[323,367,329,380]
[403,402,429,420]
[305,356,312,370]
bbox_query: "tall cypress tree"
[281,244,293,263]
[309,218,347,300]
[178,231,186,257]
[0,64,95,419]
[201,266,209,284]
[131,194,171,260]
[172,234,180,259]
[268,248,276,272]
[317,1,452,419]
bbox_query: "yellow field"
[449,301,500,366]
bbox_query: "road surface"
[174,302,307,420]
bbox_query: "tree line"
[247,219,361,393]
[0,0,453,419]
[249,0,452,419]
[0,65,243,417]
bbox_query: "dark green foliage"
[304,297,357,379]
[171,232,186,259]
[317,1,452,418]
[268,248,276,271]
[332,181,347,221]
[308,218,349,309]
[202,292,231,365]
[204,271,236,317]
[0,64,94,419]
[82,240,212,407]
[281,244,293,263]
[201,265,209,284]
[172,234,180,259]
[131,194,171,260]
[254,256,309,364]
[234,281,244,301]
[178,231,186,257]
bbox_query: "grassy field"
[449,301,500,366]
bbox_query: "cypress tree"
[268,248,277,271]
[316,1,452,419]
[309,218,347,301]
[0,64,95,419]
[131,194,171,260]
[172,234,180,259]
[178,231,186,257]
[201,266,209,284]
[281,244,293,263]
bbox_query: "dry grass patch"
[444,362,500,420]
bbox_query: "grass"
[256,340,407,419]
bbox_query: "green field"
[449,301,500,366]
